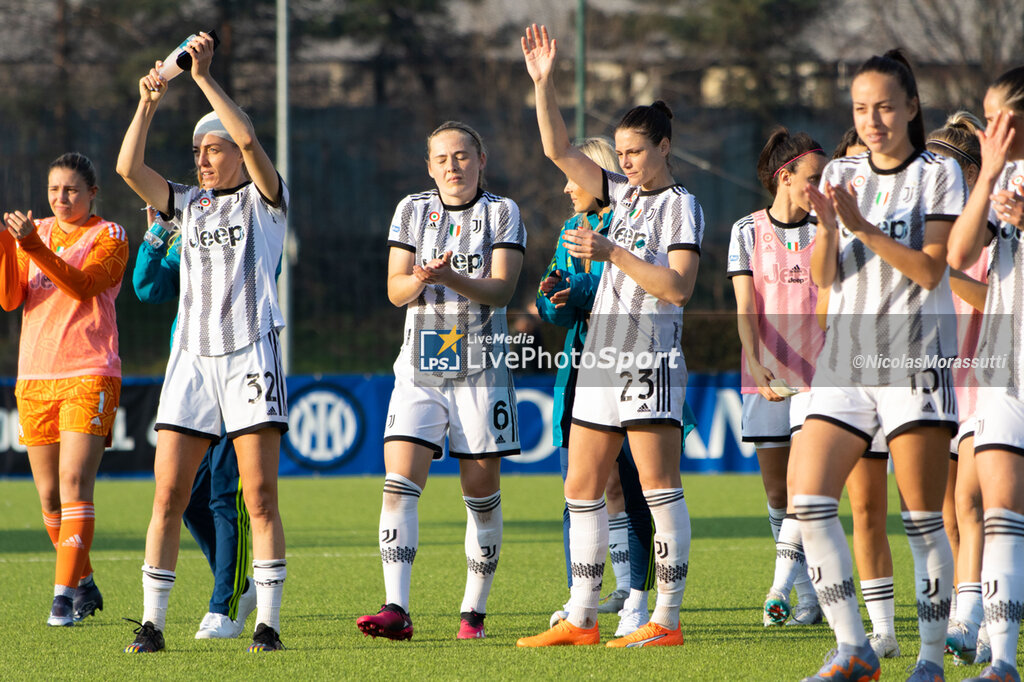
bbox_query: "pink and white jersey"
[952,248,988,420]
[729,209,822,394]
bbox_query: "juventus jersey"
[727,212,816,277]
[170,179,288,357]
[584,171,704,357]
[977,160,1024,397]
[818,150,965,385]
[388,188,527,380]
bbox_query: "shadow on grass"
[0,529,146,554]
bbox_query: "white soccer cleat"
[549,600,571,628]
[614,607,650,637]
[787,602,823,626]
[597,588,629,614]
[763,589,790,627]
[867,631,901,658]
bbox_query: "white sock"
[794,494,865,647]
[380,473,421,612]
[252,559,286,633]
[981,508,1024,670]
[861,577,895,637]
[902,511,954,666]
[956,582,983,628]
[645,488,690,630]
[623,588,648,612]
[566,497,607,629]
[768,504,787,542]
[460,491,502,614]
[770,515,806,596]
[950,588,958,623]
[141,564,175,631]
[608,512,630,592]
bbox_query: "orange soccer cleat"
[606,621,685,648]
[515,618,599,647]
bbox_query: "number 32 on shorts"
[246,370,283,411]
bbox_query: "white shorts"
[383,366,520,460]
[952,416,977,458]
[974,389,1024,456]
[155,331,288,441]
[805,367,958,448]
[572,352,686,433]
[791,390,888,457]
[741,393,791,447]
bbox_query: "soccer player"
[794,50,967,681]
[0,152,128,627]
[727,127,826,628]
[947,67,1024,682]
[355,120,525,641]
[117,32,289,653]
[133,206,257,639]
[518,25,704,648]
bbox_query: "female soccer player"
[116,32,288,653]
[727,127,826,628]
[518,25,704,648]
[355,120,525,641]
[794,50,966,681]
[0,152,127,627]
[538,136,661,637]
[947,67,1024,682]
[133,206,256,639]
[927,112,992,667]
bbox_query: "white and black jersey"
[584,171,704,358]
[170,180,288,357]
[388,188,527,380]
[726,212,816,277]
[817,151,965,385]
[977,161,1024,398]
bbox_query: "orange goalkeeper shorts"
[16,376,121,446]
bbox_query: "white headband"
[193,111,235,145]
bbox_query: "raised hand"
[4,210,35,240]
[521,24,556,83]
[978,109,1016,179]
[138,63,168,104]
[805,183,837,232]
[562,228,617,262]
[186,31,216,80]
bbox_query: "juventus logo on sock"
[808,566,822,584]
[481,545,498,559]
[381,528,398,544]
[655,540,669,560]
[983,580,999,600]
[922,578,940,599]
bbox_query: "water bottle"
[158,30,220,81]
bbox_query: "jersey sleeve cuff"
[925,213,959,223]
[727,269,753,278]
[492,242,526,252]
[987,220,999,236]
[667,243,701,255]
[387,240,416,253]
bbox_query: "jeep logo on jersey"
[612,225,647,251]
[429,248,482,274]
[188,224,246,249]
[282,383,364,470]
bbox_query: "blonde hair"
[926,110,982,173]
[576,136,620,173]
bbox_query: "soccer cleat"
[457,610,485,639]
[356,603,413,641]
[549,599,571,628]
[945,620,979,664]
[763,589,791,627]
[614,607,650,637]
[47,595,74,627]
[123,619,165,653]
[787,602,823,626]
[515,618,599,647]
[800,642,881,682]
[606,620,684,648]
[247,623,284,652]
[868,632,901,658]
[974,630,992,665]
[195,612,238,639]
[962,663,1021,682]
[905,659,945,681]
[597,588,629,614]
[72,576,103,622]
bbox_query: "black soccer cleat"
[124,618,165,653]
[47,595,74,627]
[73,576,103,622]
[248,622,285,652]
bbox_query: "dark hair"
[756,127,825,195]
[926,111,982,174]
[616,100,673,145]
[991,66,1024,114]
[49,152,97,188]
[832,127,865,160]
[426,120,487,188]
[854,49,925,150]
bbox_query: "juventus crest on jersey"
[387,188,527,380]
[170,180,288,357]
[584,171,704,358]
[817,150,965,386]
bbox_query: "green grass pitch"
[0,474,1000,680]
